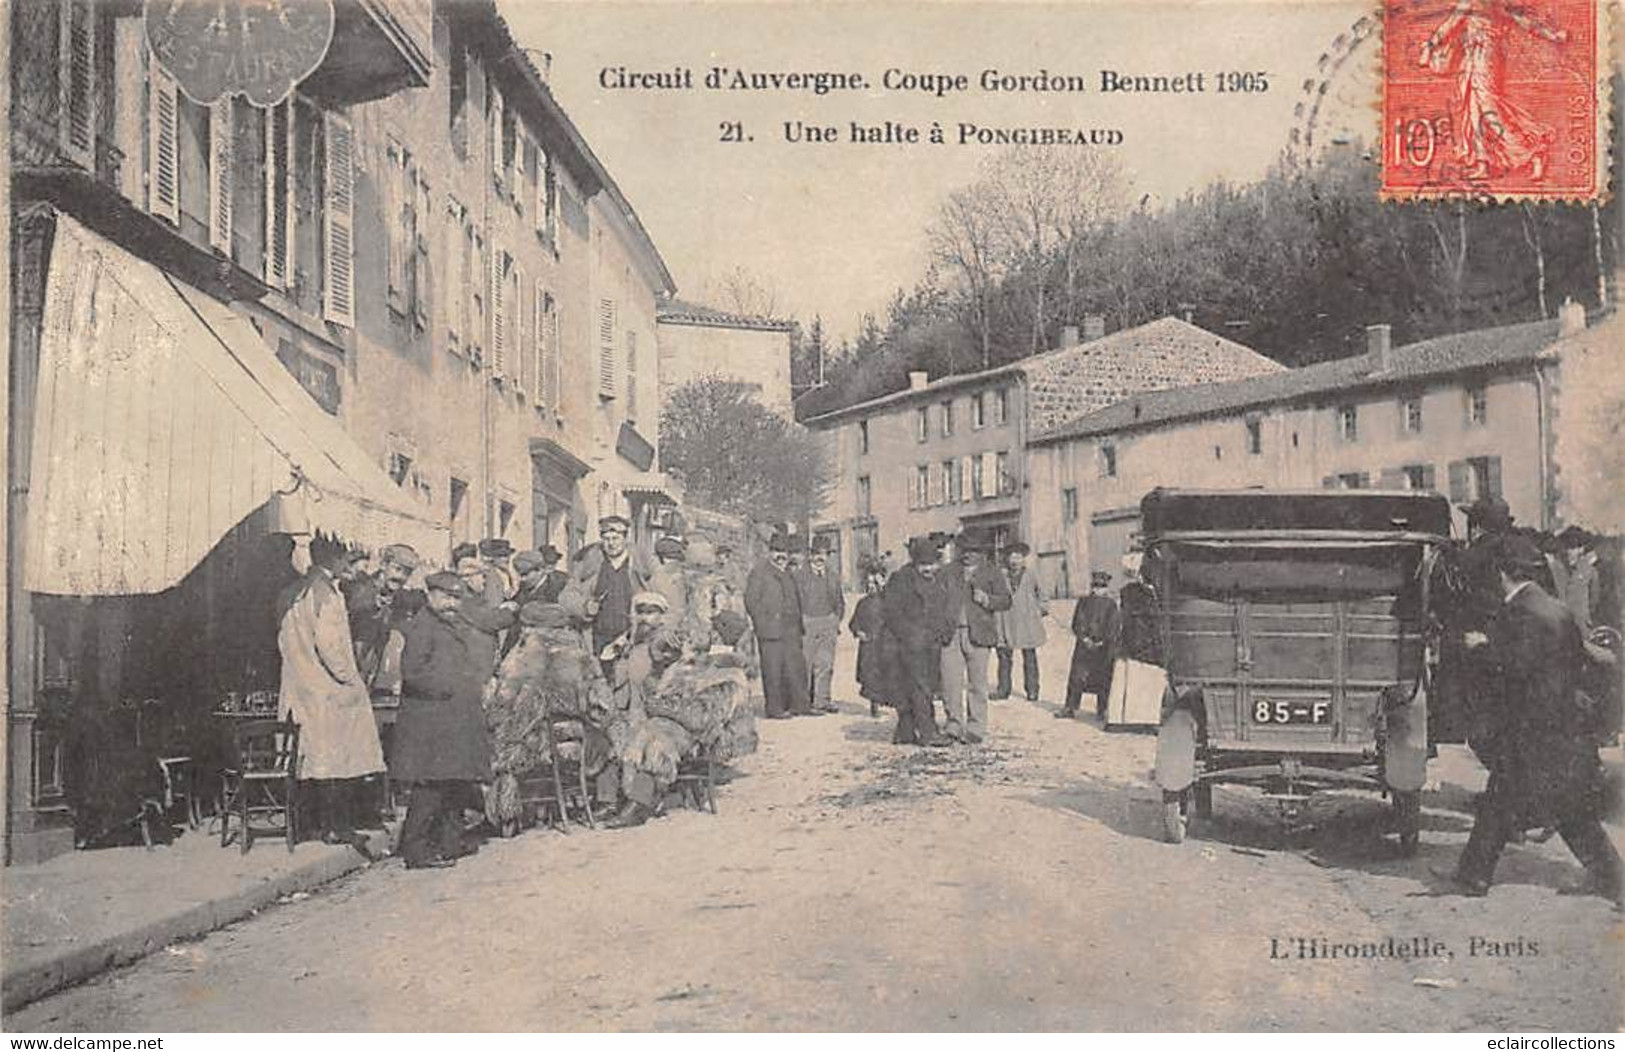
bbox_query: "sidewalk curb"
[2,839,383,1014]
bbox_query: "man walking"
[745,534,814,719]
[394,572,494,870]
[938,532,1012,744]
[882,537,952,747]
[994,542,1047,702]
[1442,536,1622,903]
[1061,570,1121,720]
[797,538,846,713]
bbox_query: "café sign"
[144,0,335,106]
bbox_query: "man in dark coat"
[501,548,567,658]
[1061,570,1121,720]
[882,537,953,747]
[745,534,814,718]
[394,572,495,870]
[1444,536,1622,902]
[561,516,655,678]
[937,533,1013,743]
[1118,552,1163,666]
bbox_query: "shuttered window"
[443,197,464,348]
[470,232,485,356]
[413,171,431,329]
[488,84,504,186]
[534,143,551,236]
[264,99,292,287]
[385,138,410,312]
[598,299,617,398]
[508,259,522,389]
[148,64,180,223]
[207,100,234,253]
[491,249,508,378]
[533,281,553,407]
[322,110,356,327]
[61,0,96,167]
[626,329,638,417]
[960,455,975,503]
[979,451,998,498]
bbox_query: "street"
[10,641,1621,1033]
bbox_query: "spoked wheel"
[1392,790,1422,856]
[1161,789,1188,844]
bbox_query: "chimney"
[908,371,929,391]
[1058,326,1080,349]
[1083,314,1106,342]
[1558,297,1587,337]
[1366,323,1392,372]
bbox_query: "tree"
[708,265,780,319]
[661,377,832,523]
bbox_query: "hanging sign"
[144,0,335,107]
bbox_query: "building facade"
[4,0,673,862]
[1027,311,1599,599]
[655,298,795,416]
[803,317,1282,586]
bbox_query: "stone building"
[655,298,795,417]
[802,316,1282,585]
[1026,307,1606,599]
[3,0,673,861]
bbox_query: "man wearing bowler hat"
[883,535,952,746]
[937,530,1012,743]
[745,533,814,718]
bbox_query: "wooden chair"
[519,717,596,833]
[673,742,718,815]
[218,717,300,854]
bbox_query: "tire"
[1393,790,1421,856]
[1161,790,1187,844]
[1193,781,1213,820]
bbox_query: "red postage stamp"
[1382,0,1608,200]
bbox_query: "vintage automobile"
[1146,488,1454,849]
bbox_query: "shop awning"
[23,215,447,596]
[622,474,681,507]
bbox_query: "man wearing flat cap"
[1061,570,1121,720]
[394,571,495,869]
[562,515,655,678]
[745,533,813,718]
[502,548,568,658]
[937,531,1012,743]
[882,536,952,746]
[1442,535,1622,903]
[796,537,846,714]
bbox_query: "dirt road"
[11,655,1620,1032]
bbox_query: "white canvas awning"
[24,215,447,596]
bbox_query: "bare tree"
[708,265,780,319]
[928,186,1004,367]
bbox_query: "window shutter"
[626,330,638,416]
[470,233,484,355]
[207,100,234,253]
[413,172,431,328]
[491,250,507,377]
[928,464,942,506]
[980,451,998,498]
[444,199,464,345]
[1446,460,1469,503]
[322,110,356,328]
[549,301,562,412]
[531,280,545,405]
[384,141,406,308]
[598,299,617,398]
[264,99,292,287]
[148,64,180,223]
[1485,456,1503,500]
[488,85,504,185]
[61,0,96,167]
[534,144,549,234]
[961,455,975,502]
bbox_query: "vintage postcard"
[1,0,1621,1037]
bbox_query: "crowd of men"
[273,515,757,870]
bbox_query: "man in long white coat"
[278,535,387,847]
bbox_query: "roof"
[800,315,1281,428]
[475,1,676,295]
[656,297,794,332]
[1033,318,1566,445]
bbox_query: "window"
[597,299,617,398]
[488,82,505,187]
[264,98,292,286]
[1245,418,1263,455]
[996,451,1012,495]
[959,455,974,503]
[448,42,468,157]
[1213,445,1223,461]
[936,459,953,503]
[532,139,556,242]
[533,283,555,407]
[449,476,470,541]
[1403,464,1432,490]
[914,465,929,509]
[928,463,943,505]
[1466,385,1488,426]
[970,455,984,498]
[940,400,955,437]
[1447,456,1501,504]
[60,0,96,168]
[972,392,987,430]
[1402,396,1424,434]
[915,407,928,443]
[321,109,356,328]
[993,387,1009,426]
[498,499,516,538]
[857,476,872,518]
[626,329,638,419]
[1100,443,1117,478]
[858,420,870,455]
[388,452,413,485]
[1062,487,1079,524]
[1336,472,1368,489]
[1338,405,1359,442]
